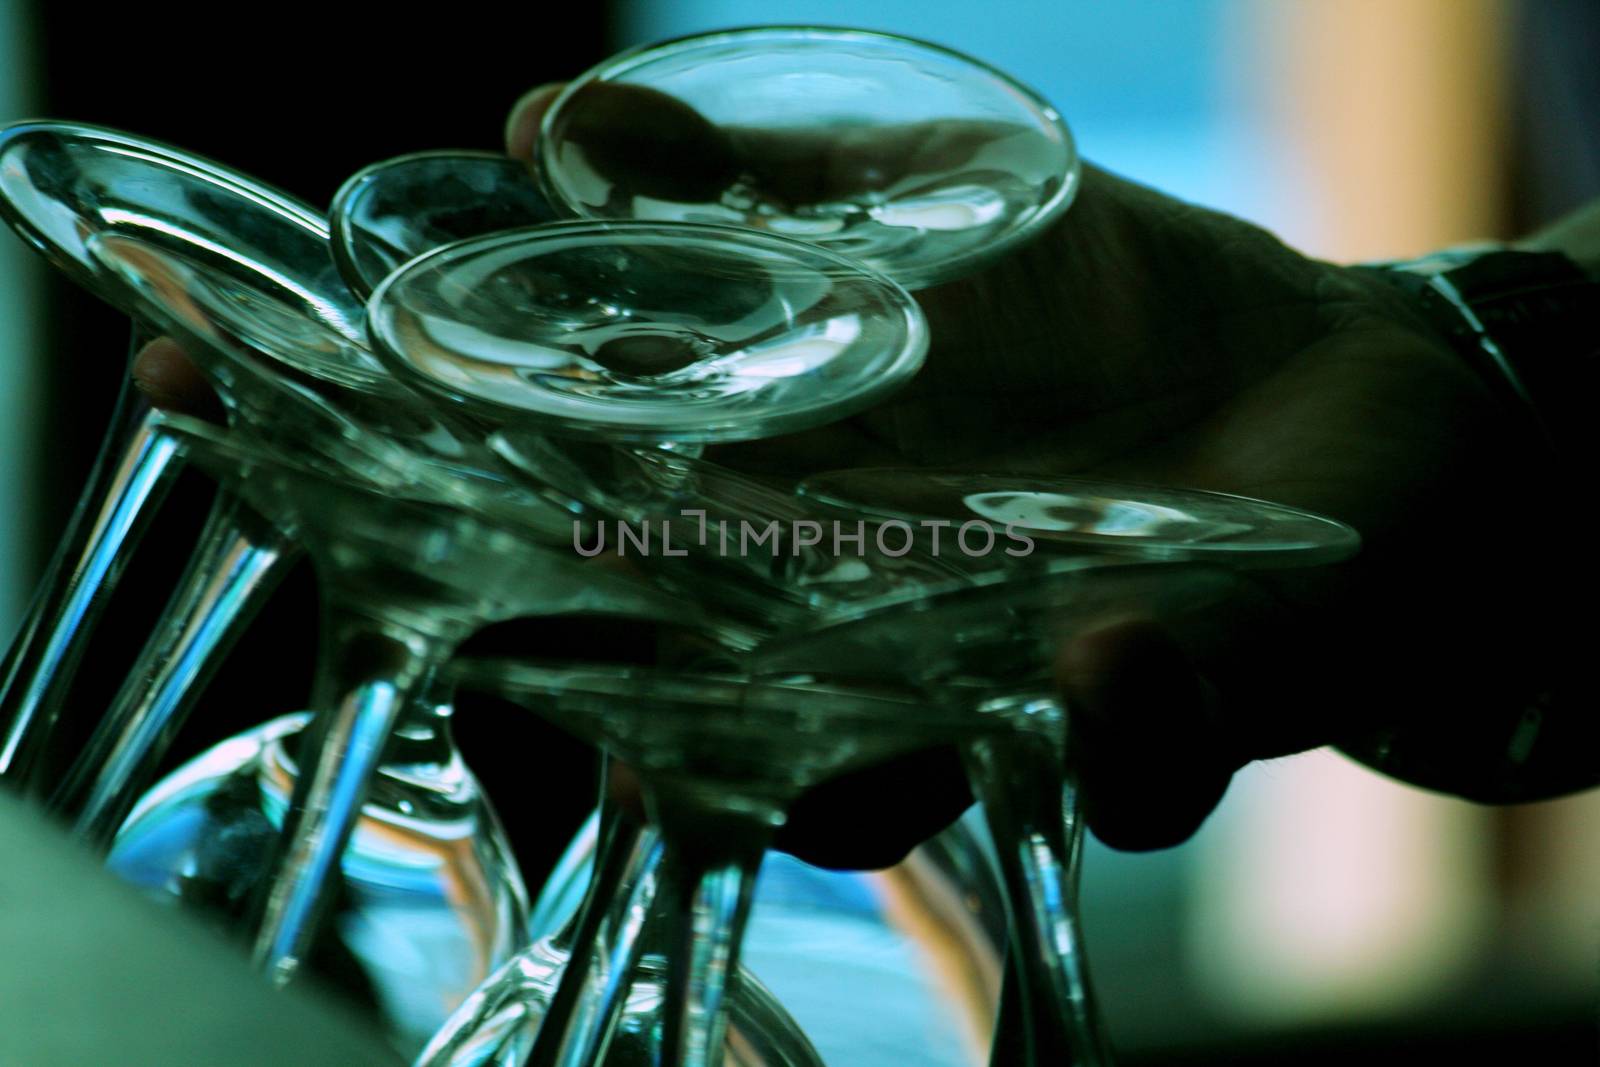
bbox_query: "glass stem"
[55,494,294,849]
[248,593,463,986]
[963,699,1113,1067]
[1,335,182,788]
[651,789,773,1067]
[528,779,664,1067]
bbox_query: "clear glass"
[329,151,557,299]
[420,783,825,1067]
[0,120,574,1049]
[51,493,293,847]
[366,221,928,444]
[150,413,688,999]
[528,807,1012,1067]
[538,26,1080,288]
[455,661,983,1067]
[0,122,509,842]
[0,119,370,790]
[108,708,529,1055]
[751,561,1257,1066]
[799,468,1361,566]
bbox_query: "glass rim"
[535,24,1082,289]
[797,467,1364,567]
[328,148,521,300]
[0,119,330,295]
[453,658,979,736]
[785,556,1239,640]
[0,120,396,392]
[84,227,393,395]
[365,217,930,444]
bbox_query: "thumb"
[1056,615,1238,851]
[505,83,566,162]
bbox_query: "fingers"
[1056,617,1239,851]
[503,80,1026,215]
[505,83,565,162]
[507,81,740,206]
[130,337,225,424]
[774,745,973,870]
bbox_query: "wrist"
[1352,245,1600,459]
[1337,244,1599,804]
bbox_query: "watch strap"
[1358,248,1600,456]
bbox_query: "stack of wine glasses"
[0,26,1358,1067]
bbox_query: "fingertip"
[505,83,565,161]
[1083,761,1233,851]
[1056,614,1236,851]
[131,335,189,375]
[131,337,224,424]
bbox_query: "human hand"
[421,86,1550,868]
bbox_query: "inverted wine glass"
[0,122,509,817]
[52,221,547,860]
[136,408,693,1017]
[754,468,1359,1067]
[537,26,1079,288]
[105,210,936,1013]
[799,469,1362,567]
[14,156,489,838]
[330,150,557,299]
[365,220,928,444]
[419,770,826,1067]
[453,661,990,1067]
[108,700,528,1054]
[774,473,1361,1065]
[0,119,372,789]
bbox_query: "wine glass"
[360,219,941,1063]
[0,140,539,1036]
[330,150,557,299]
[522,803,1011,1067]
[419,771,827,1067]
[417,448,995,1065]
[451,661,990,1067]
[743,561,1226,1065]
[0,124,555,1047]
[798,469,1361,567]
[0,128,498,844]
[364,220,928,444]
[55,218,544,846]
[144,214,921,1010]
[751,476,1361,1066]
[535,26,1079,289]
[0,120,367,789]
[130,407,691,1025]
[0,121,496,816]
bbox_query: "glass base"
[421,940,823,1067]
[528,810,1007,1067]
[108,713,529,1056]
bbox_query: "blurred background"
[1,0,1596,1063]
